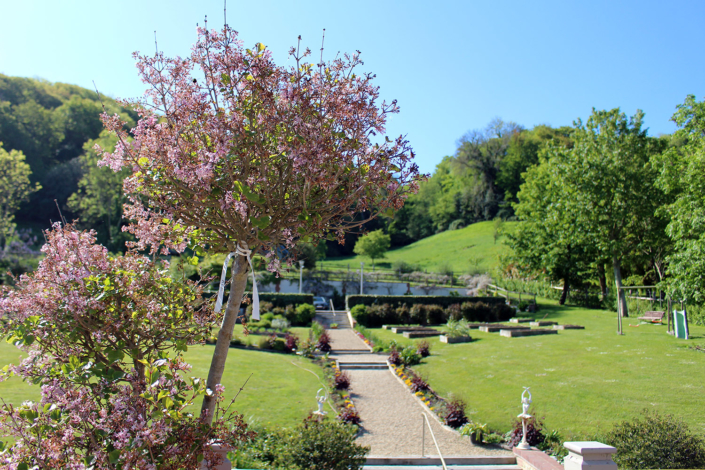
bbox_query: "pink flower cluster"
[0,225,252,468]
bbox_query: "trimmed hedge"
[346,294,505,310]
[351,301,514,328]
[241,293,314,308]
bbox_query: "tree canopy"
[353,229,391,269]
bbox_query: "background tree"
[0,143,40,247]
[655,95,705,301]
[68,130,131,251]
[537,109,662,320]
[99,25,420,421]
[353,229,391,270]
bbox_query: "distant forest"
[1,74,567,256]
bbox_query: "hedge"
[345,294,505,310]
[241,293,314,308]
[350,300,515,328]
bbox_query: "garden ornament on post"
[313,388,328,416]
[516,387,532,450]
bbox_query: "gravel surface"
[323,327,511,457]
[349,369,511,457]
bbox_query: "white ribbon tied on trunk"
[214,242,260,321]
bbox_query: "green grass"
[366,301,705,438]
[318,220,515,274]
[0,327,325,430]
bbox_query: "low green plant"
[330,323,339,329]
[399,346,421,366]
[294,303,316,326]
[272,318,291,331]
[443,319,471,338]
[460,421,488,442]
[605,409,705,469]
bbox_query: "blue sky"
[1,0,703,174]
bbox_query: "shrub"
[280,417,368,469]
[299,338,315,358]
[416,340,431,357]
[317,330,332,352]
[338,409,362,426]
[396,304,411,324]
[443,398,468,428]
[392,260,420,273]
[410,375,429,392]
[443,319,471,338]
[388,347,402,366]
[334,370,351,390]
[311,320,325,339]
[366,303,396,327]
[346,294,504,311]
[241,293,314,309]
[604,410,705,469]
[460,301,492,322]
[294,303,316,326]
[425,304,445,324]
[446,303,463,321]
[284,333,299,353]
[258,335,273,350]
[507,415,546,448]
[400,346,421,366]
[350,304,369,326]
[410,304,428,325]
[272,317,291,331]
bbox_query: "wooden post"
[667,298,672,335]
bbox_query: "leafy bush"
[443,319,471,338]
[396,304,411,324]
[241,293,314,309]
[317,330,332,352]
[272,317,291,331]
[258,335,273,350]
[366,303,397,327]
[410,375,429,392]
[350,304,369,326]
[338,409,361,425]
[284,333,299,353]
[388,347,402,366]
[392,260,421,273]
[416,340,431,357]
[400,346,422,366]
[425,304,446,324]
[605,410,705,469]
[235,417,368,470]
[334,370,351,390]
[410,304,428,325]
[311,320,325,339]
[446,303,463,321]
[294,303,316,326]
[507,415,546,448]
[442,398,468,428]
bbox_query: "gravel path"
[349,369,510,457]
[320,323,511,457]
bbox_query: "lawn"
[365,301,705,438]
[0,326,324,429]
[318,220,515,274]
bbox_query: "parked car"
[313,296,328,310]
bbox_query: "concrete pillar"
[563,442,617,470]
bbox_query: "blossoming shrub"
[0,225,251,469]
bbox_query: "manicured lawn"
[0,326,323,429]
[366,301,705,438]
[318,220,515,274]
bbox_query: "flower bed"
[315,358,362,426]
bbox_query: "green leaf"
[250,215,271,229]
[138,157,149,167]
[109,449,121,463]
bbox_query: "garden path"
[319,313,512,458]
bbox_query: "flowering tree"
[98,25,421,419]
[0,225,251,468]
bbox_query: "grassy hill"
[318,220,515,274]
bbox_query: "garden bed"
[440,334,473,343]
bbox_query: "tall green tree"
[353,230,391,270]
[655,95,705,301]
[547,109,663,320]
[509,150,596,304]
[0,143,40,247]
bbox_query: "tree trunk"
[613,255,629,318]
[597,263,607,298]
[201,253,249,422]
[559,279,569,305]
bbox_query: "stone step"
[365,456,518,466]
[391,326,438,334]
[478,325,529,333]
[338,362,389,370]
[499,328,557,338]
[330,349,375,354]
